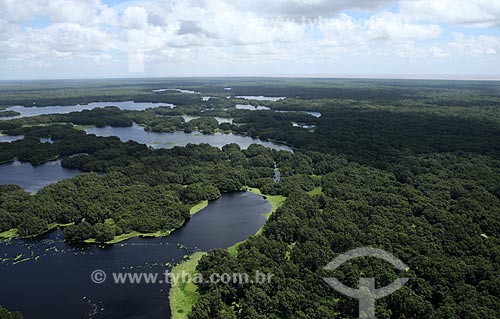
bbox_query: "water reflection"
[0,160,80,193]
[85,124,292,151]
[1,101,176,120]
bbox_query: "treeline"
[184,82,500,318]
[190,150,500,319]
[222,105,500,169]
[0,110,20,117]
[2,78,499,108]
[0,124,139,165]
[0,306,23,319]
[0,80,204,107]
[136,110,317,136]
[0,129,297,242]
[1,106,133,128]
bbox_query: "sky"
[1,0,500,80]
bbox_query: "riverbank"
[189,200,208,215]
[83,230,177,245]
[168,188,285,319]
[2,191,270,319]
[0,200,209,244]
[227,187,286,255]
[0,228,18,240]
[0,222,75,241]
[246,187,286,220]
[84,200,209,244]
[169,252,207,319]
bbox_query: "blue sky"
[1,0,499,80]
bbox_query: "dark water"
[0,160,81,193]
[167,192,269,250]
[0,101,175,120]
[85,123,292,151]
[0,192,270,319]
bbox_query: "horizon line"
[1,74,500,82]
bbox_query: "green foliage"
[0,126,291,242]
[0,306,23,319]
[17,216,48,237]
[94,222,116,242]
[169,252,208,319]
[182,183,221,204]
[0,110,20,117]
[64,221,96,242]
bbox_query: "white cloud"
[0,0,499,78]
[0,0,444,71]
[0,0,117,26]
[400,0,500,28]
[393,42,427,58]
[121,6,149,29]
[430,46,449,58]
[1,22,116,61]
[314,12,441,57]
[450,33,500,55]
[231,0,395,18]
[29,60,52,68]
[364,12,442,41]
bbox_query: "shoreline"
[84,200,209,244]
[0,188,283,319]
[0,222,75,241]
[169,188,286,319]
[227,187,286,256]
[0,200,209,244]
[168,252,207,319]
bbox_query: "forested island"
[0,78,499,318]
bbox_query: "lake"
[0,160,81,193]
[85,123,292,151]
[0,101,176,120]
[234,105,322,118]
[292,122,317,129]
[153,89,199,94]
[152,89,212,101]
[235,104,271,111]
[236,96,285,101]
[182,115,234,124]
[0,191,270,319]
[0,97,285,318]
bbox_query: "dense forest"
[0,306,23,319]
[0,123,295,241]
[0,78,499,318]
